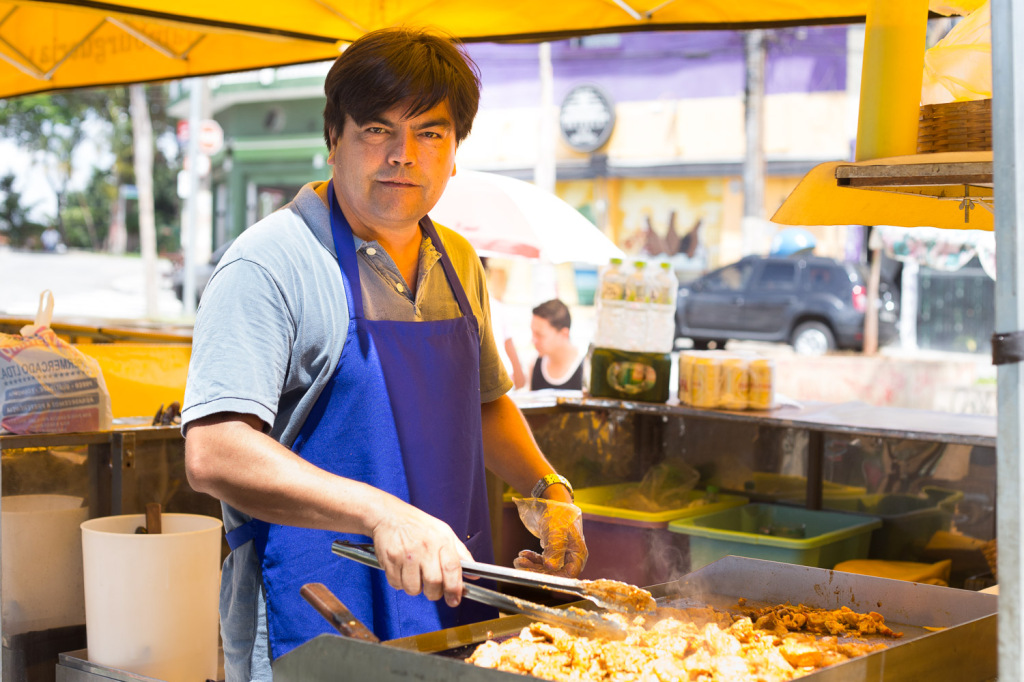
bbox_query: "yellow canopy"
[771,151,994,231]
[0,0,870,98]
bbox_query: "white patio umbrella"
[429,169,626,264]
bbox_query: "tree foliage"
[0,172,44,246]
[0,85,180,251]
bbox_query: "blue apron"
[226,181,496,660]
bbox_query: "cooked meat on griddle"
[467,604,895,681]
[580,578,657,613]
[739,602,903,639]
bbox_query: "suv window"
[703,262,754,292]
[759,262,798,290]
[806,265,836,291]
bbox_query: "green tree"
[0,92,104,246]
[0,172,44,247]
[63,167,116,248]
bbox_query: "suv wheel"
[791,322,835,356]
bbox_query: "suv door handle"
[732,296,744,304]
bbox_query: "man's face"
[329,99,457,236]
[531,316,569,356]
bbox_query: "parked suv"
[675,254,899,354]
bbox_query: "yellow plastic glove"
[512,497,588,578]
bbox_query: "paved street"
[0,248,186,323]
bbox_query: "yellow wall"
[556,174,850,272]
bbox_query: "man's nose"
[387,130,416,166]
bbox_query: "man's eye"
[366,126,386,134]
[422,131,443,139]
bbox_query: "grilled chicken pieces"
[468,602,899,682]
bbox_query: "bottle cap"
[610,257,623,265]
[660,262,671,269]
[633,260,646,268]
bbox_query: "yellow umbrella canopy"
[0,0,869,98]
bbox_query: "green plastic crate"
[801,487,963,561]
[668,503,881,570]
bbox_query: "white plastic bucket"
[1,494,88,635]
[81,513,222,682]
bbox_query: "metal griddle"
[273,556,998,682]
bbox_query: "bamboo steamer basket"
[917,99,992,153]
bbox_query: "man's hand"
[512,497,588,578]
[370,501,472,607]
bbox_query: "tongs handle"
[461,558,583,593]
[330,541,627,640]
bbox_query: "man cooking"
[182,28,587,680]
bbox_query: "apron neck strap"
[418,215,474,319]
[327,180,364,319]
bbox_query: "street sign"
[176,119,225,155]
[181,153,211,178]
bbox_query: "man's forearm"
[480,395,573,504]
[185,412,395,534]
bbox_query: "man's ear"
[327,130,339,164]
[451,162,457,178]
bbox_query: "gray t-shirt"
[181,180,511,680]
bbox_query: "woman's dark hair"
[532,299,572,332]
[323,28,481,149]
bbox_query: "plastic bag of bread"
[0,291,112,434]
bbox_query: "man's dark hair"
[323,28,481,149]
[532,299,572,332]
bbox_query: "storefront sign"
[559,85,615,153]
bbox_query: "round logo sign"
[559,85,615,153]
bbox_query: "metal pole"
[741,29,765,256]
[182,77,203,316]
[992,0,1024,679]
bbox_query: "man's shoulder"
[432,222,481,271]
[221,186,331,271]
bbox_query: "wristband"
[531,473,574,501]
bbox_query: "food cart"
[1,389,1000,679]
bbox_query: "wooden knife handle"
[146,503,162,535]
[300,583,380,643]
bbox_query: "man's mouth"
[378,178,418,187]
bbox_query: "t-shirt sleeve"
[476,287,513,402]
[181,257,296,433]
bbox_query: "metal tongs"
[460,558,657,614]
[332,541,630,640]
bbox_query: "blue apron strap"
[326,180,362,320]
[419,216,475,321]
[226,518,269,556]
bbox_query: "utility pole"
[129,84,158,319]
